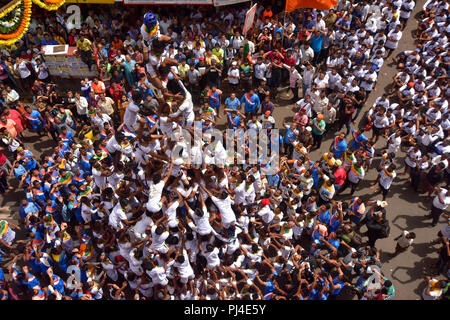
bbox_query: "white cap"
[306,126,312,132]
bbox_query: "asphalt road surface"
[1,0,446,299]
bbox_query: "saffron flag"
[285,0,338,12]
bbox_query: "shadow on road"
[391,256,435,285]
[392,214,431,231]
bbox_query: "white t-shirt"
[173,250,194,278]
[146,180,165,213]
[385,30,402,49]
[374,115,389,129]
[151,225,169,252]
[405,147,421,168]
[211,196,236,225]
[134,215,153,235]
[123,100,140,129]
[203,247,220,268]
[228,68,240,85]
[254,63,267,80]
[190,206,212,236]
[258,205,275,224]
[108,204,128,230]
[397,230,413,248]
[147,266,168,285]
[0,222,15,245]
[379,168,396,189]
[234,182,246,205]
[17,61,31,78]
[165,201,180,228]
[348,167,365,183]
[433,188,450,210]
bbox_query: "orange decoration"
[285,0,338,12]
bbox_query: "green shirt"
[312,119,326,135]
[212,48,224,63]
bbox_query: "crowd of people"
[0,0,448,300]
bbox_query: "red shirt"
[0,152,6,166]
[284,56,296,67]
[265,50,284,62]
[7,109,24,132]
[333,167,347,186]
[109,84,123,102]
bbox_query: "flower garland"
[0,0,21,19]
[0,0,31,46]
[32,0,65,11]
[0,0,65,47]
[0,4,24,31]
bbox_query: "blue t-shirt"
[311,34,323,53]
[14,164,27,179]
[229,114,242,129]
[318,210,331,224]
[331,277,344,295]
[310,161,320,189]
[267,173,280,188]
[225,97,240,111]
[284,125,297,145]
[42,39,58,45]
[328,213,342,233]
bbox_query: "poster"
[123,0,212,4]
[213,0,250,6]
[43,46,98,79]
[243,3,257,36]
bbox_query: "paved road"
[1,0,445,299]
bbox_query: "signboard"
[243,3,257,36]
[213,0,250,6]
[123,0,212,4]
[66,0,116,3]
[42,46,98,79]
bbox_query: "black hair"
[153,173,162,184]
[195,207,204,217]
[119,198,129,208]
[155,225,164,235]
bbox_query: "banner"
[213,0,250,6]
[123,0,212,4]
[243,3,256,36]
[66,0,116,3]
[285,0,338,12]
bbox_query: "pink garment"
[293,112,308,127]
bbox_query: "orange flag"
[285,0,338,12]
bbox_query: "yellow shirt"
[178,64,190,78]
[212,48,224,63]
[76,39,92,52]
